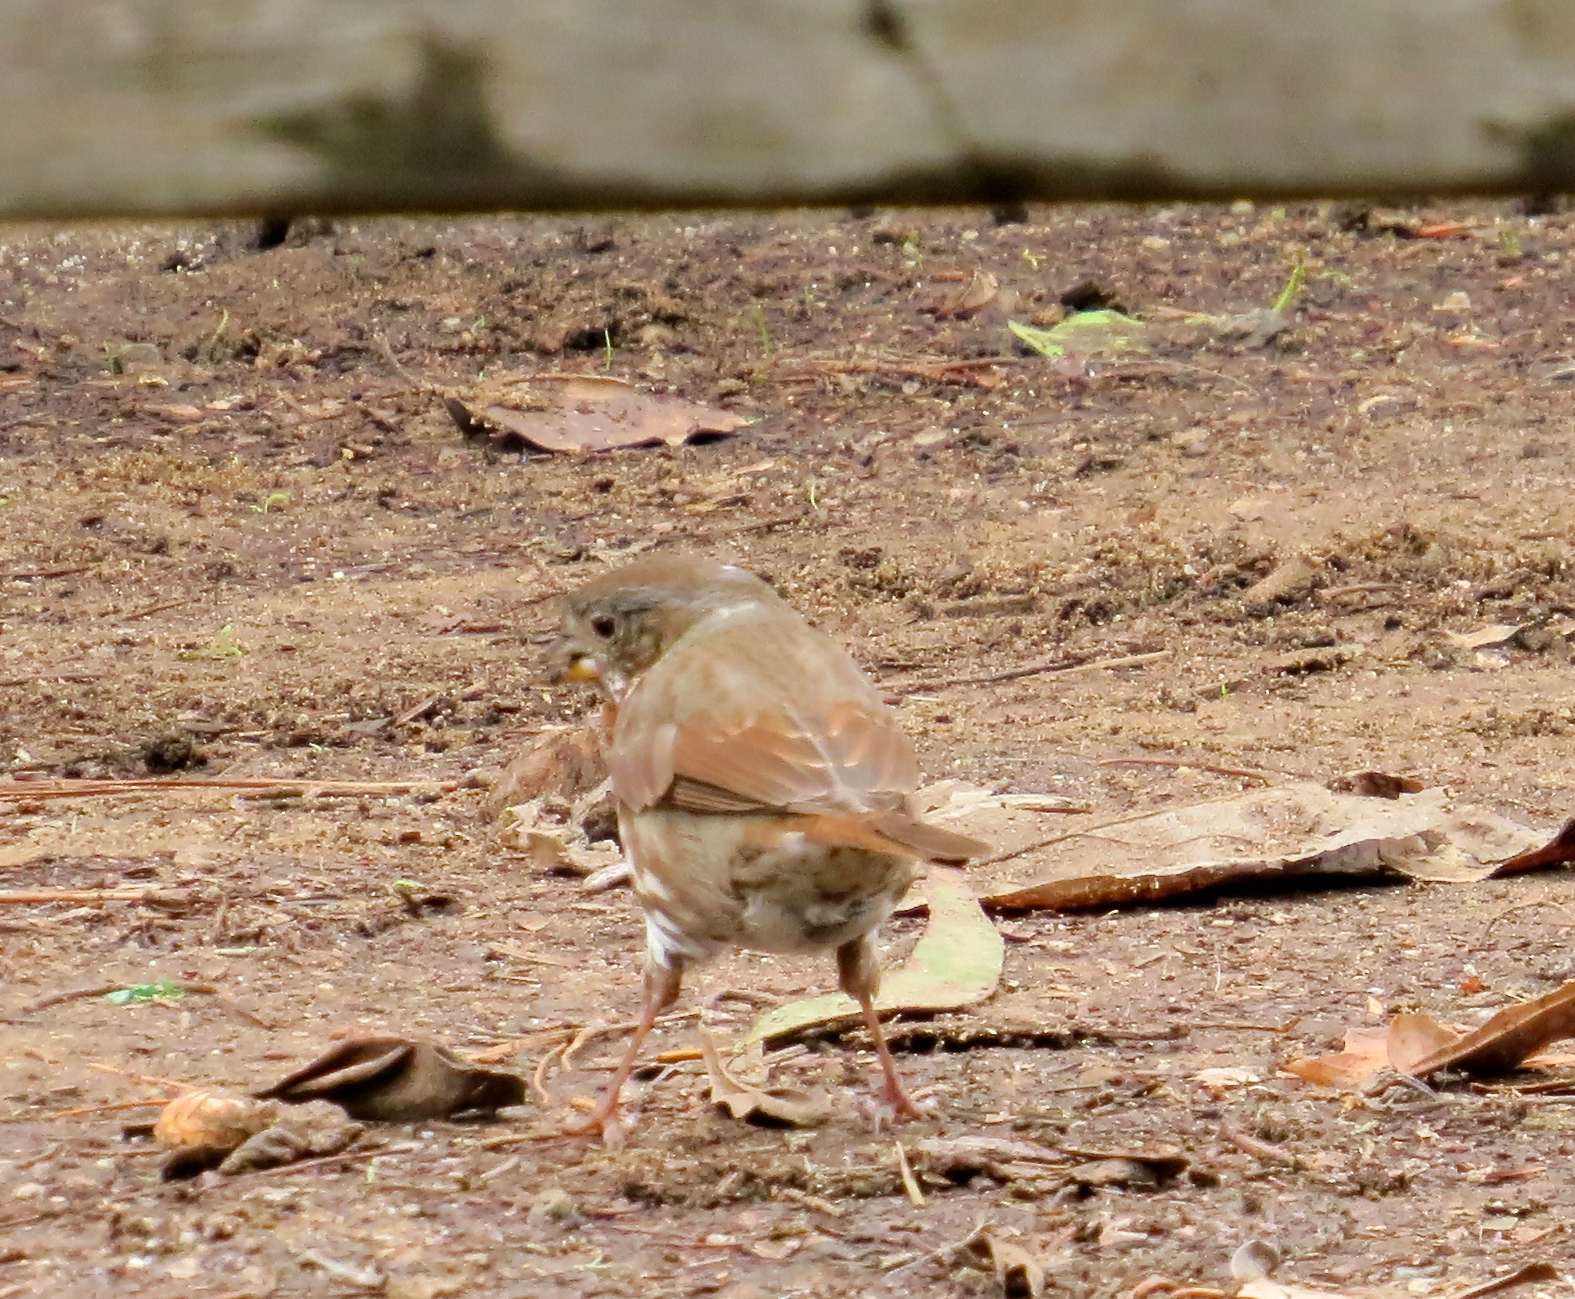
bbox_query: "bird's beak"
[561,652,603,683]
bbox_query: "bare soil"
[2,201,1574,1299]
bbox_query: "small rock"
[526,1186,582,1227]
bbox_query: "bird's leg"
[836,935,923,1120]
[567,955,684,1144]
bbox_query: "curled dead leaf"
[1286,984,1575,1091]
[699,1031,828,1128]
[256,1037,525,1122]
[964,1228,1045,1298]
[931,270,1002,319]
[218,1100,364,1175]
[483,725,607,821]
[497,791,623,877]
[1326,771,1424,799]
[1406,979,1575,1078]
[450,373,749,453]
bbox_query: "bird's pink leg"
[566,957,683,1145]
[837,936,923,1120]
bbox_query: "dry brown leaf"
[1282,1025,1392,1089]
[1326,771,1424,799]
[452,374,748,453]
[483,724,607,821]
[1448,1262,1563,1299]
[961,783,1549,911]
[1286,987,1575,1089]
[698,1031,828,1128]
[1406,980,1575,1077]
[256,1037,525,1122]
[965,1229,1045,1298]
[1494,818,1575,874]
[217,1100,364,1175]
[1284,1015,1457,1089]
[932,270,1002,318]
[1387,1011,1462,1072]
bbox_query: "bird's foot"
[561,1098,633,1148]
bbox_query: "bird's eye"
[590,614,616,639]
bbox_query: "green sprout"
[1272,254,1307,316]
[251,491,291,514]
[750,302,773,356]
[602,327,615,370]
[177,623,247,661]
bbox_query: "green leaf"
[745,866,1004,1046]
[1009,309,1147,360]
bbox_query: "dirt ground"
[3,200,1575,1299]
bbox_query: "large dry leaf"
[453,373,748,452]
[1285,983,1575,1088]
[746,865,1003,1045]
[947,783,1551,912]
[1406,980,1575,1077]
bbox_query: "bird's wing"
[607,605,919,817]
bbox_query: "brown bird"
[557,553,987,1140]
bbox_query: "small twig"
[883,1214,988,1282]
[0,776,458,803]
[476,1155,521,1184]
[113,599,195,622]
[465,1027,576,1063]
[894,1141,925,1206]
[0,890,164,906]
[559,1009,697,1073]
[86,1061,193,1092]
[971,806,1189,870]
[0,565,95,581]
[1317,583,1402,602]
[1449,1262,1563,1299]
[531,1041,567,1108]
[374,333,442,394]
[1099,756,1307,782]
[392,695,442,727]
[889,649,1169,696]
[52,1098,170,1120]
[18,980,270,1028]
[1219,1122,1301,1168]
[1482,899,1575,942]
